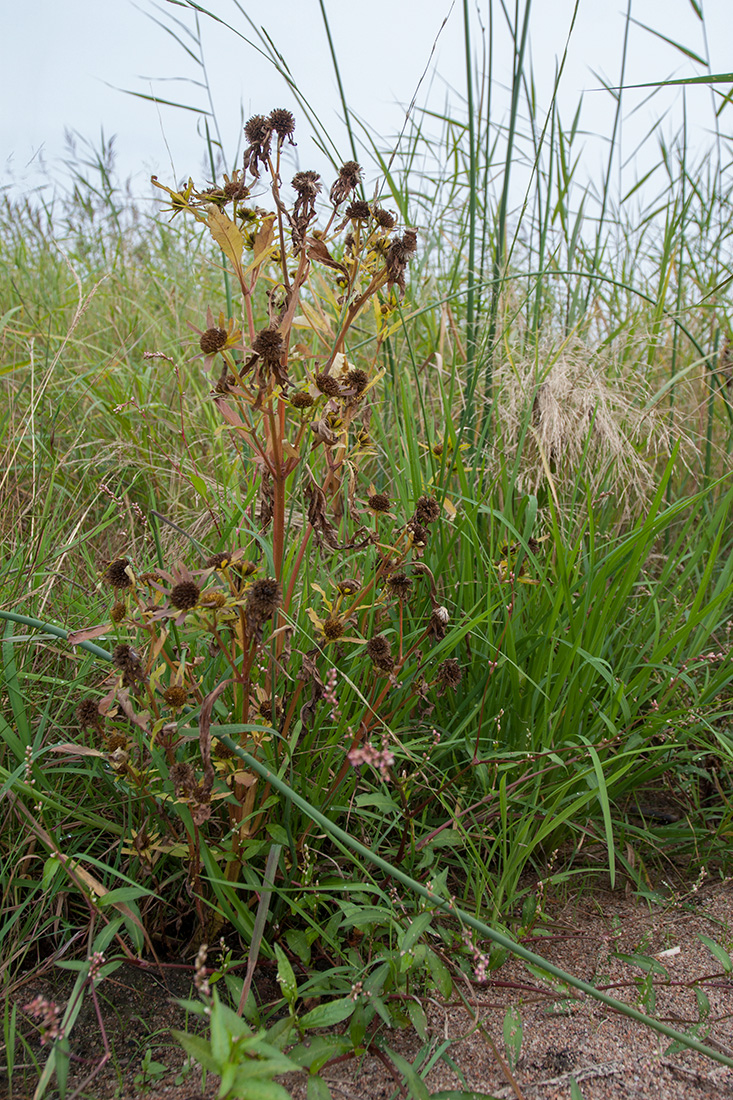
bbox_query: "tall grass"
[3,1,733,1095]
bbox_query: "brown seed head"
[76,698,101,729]
[110,602,127,624]
[408,521,429,545]
[169,762,197,797]
[415,495,441,524]
[315,372,341,397]
[387,572,413,600]
[199,590,227,608]
[171,581,200,610]
[322,616,346,641]
[205,552,231,570]
[200,327,228,355]
[244,114,271,147]
[346,368,368,393]
[252,328,284,363]
[104,558,133,589]
[336,578,361,596]
[292,170,321,197]
[330,160,362,205]
[163,685,188,708]
[366,634,394,672]
[292,391,314,409]
[373,206,396,229]
[344,200,371,221]
[368,493,390,513]
[112,644,140,674]
[247,577,282,621]
[436,658,462,690]
[269,108,296,139]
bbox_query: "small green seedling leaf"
[697,934,733,972]
[274,942,298,1006]
[503,1006,523,1070]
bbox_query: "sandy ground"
[8,876,733,1100]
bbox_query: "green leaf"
[569,1078,586,1100]
[400,911,434,953]
[307,1076,333,1100]
[284,928,311,965]
[503,1006,523,1069]
[697,934,733,972]
[274,942,298,1006]
[300,997,356,1029]
[170,1030,218,1074]
[384,1045,430,1100]
[407,1000,428,1041]
[427,950,453,999]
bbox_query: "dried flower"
[199,590,227,608]
[253,328,283,362]
[346,368,368,393]
[315,372,341,396]
[76,698,102,730]
[163,685,188,708]
[112,644,141,675]
[204,552,231,570]
[322,616,346,641]
[246,577,282,636]
[336,578,361,596]
[415,495,441,524]
[292,391,314,409]
[110,601,127,624]
[408,521,429,545]
[169,762,197,796]
[171,581,201,611]
[387,572,413,600]
[373,206,396,229]
[330,160,362,205]
[243,114,272,177]
[366,634,394,672]
[344,200,371,221]
[199,327,227,355]
[368,493,390,513]
[269,108,296,140]
[103,558,133,589]
[386,228,418,294]
[435,658,462,692]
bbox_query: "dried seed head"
[76,698,101,729]
[408,521,429,545]
[387,572,413,600]
[322,616,346,641]
[336,578,361,596]
[244,114,271,147]
[205,552,231,570]
[346,368,368,393]
[171,581,201,610]
[315,372,341,397]
[386,228,418,294]
[103,558,133,589]
[106,732,128,752]
[223,178,249,201]
[199,590,227,608]
[366,634,394,672]
[246,577,282,621]
[110,602,127,624]
[373,206,396,229]
[344,200,371,221]
[169,762,197,797]
[330,160,362,205]
[252,328,284,363]
[163,685,188,708]
[292,391,314,409]
[199,327,227,355]
[427,606,450,640]
[269,108,296,139]
[415,495,441,524]
[112,644,141,674]
[292,170,322,197]
[436,658,462,690]
[368,493,390,513]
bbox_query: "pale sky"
[3,0,732,206]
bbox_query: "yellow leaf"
[206,208,245,279]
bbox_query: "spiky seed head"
[337,161,361,187]
[368,493,390,513]
[336,578,361,596]
[373,206,396,229]
[366,634,395,672]
[171,581,200,610]
[244,114,270,146]
[315,372,340,396]
[292,170,321,196]
[409,521,429,545]
[344,200,371,221]
[322,616,346,641]
[436,658,462,689]
[247,577,282,620]
[112,644,139,673]
[104,558,133,589]
[415,495,440,524]
[200,327,227,355]
[292,391,314,409]
[387,572,413,600]
[269,108,296,138]
[163,685,188,708]
[252,328,283,362]
[347,368,368,393]
[205,552,230,570]
[169,762,197,796]
[110,602,126,624]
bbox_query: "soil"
[7,876,733,1100]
